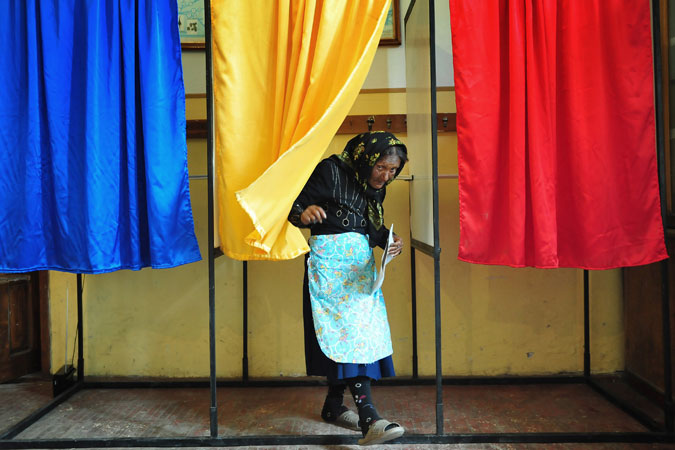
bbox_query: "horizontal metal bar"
[189,172,445,185]
[587,377,663,432]
[0,381,84,440]
[186,114,458,139]
[187,173,460,183]
[2,432,672,448]
[81,375,585,389]
[410,238,437,257]
[187,173,458,183]
[3,378,670,447]
[406,174,458,180]
[190,172,458,183]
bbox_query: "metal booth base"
[1,375,673,448]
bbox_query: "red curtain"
[449,0,667,269]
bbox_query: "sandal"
[357,419,405,446]
[328,409,361,432]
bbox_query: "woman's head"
[336,132,407,232]
[337,132,408,191]
[367,146,407,189]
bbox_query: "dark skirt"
[303,255,395,384]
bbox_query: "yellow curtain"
[212,0,390,260]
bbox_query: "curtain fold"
[0,0,201,273]
[449,0,667,269]
[212,0,390,261]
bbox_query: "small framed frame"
[379,0,401,46]
[177,1,400,50]
[178,0,205,49]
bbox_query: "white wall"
[362,0,453,89]
[181,0,453,94]
[434,0,454,88]
[182,51,206,94]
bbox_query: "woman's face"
[367,154,401,189]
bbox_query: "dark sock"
[321,383,348,422]
[347,377,382,435]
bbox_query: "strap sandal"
[332,409,361,432]
[357,419,405,446]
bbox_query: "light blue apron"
[307,233,393,364]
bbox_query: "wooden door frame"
[660,0,673,222]
[36,271,50,374]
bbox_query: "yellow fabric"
[212,0,390,261]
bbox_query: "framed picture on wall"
[177,1,399,49]
[379,0,401,46]
[178,0,205,49]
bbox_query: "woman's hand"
[388,234,403,257]
[300,205,327,225]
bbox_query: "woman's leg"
[321,380,348,421]
[346,376,383,434]
[347,376,403,443]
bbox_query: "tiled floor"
[0,372,52,436]
[1,375,673,449]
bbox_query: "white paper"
[371,224,395,295]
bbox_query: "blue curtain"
[0,1,201,274]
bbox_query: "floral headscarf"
[333,131,407,231]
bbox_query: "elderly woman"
[288,131,407,446]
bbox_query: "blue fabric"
[332,356,395,383]
[303,255,396,383]
[0,1,201,273]
[307,233,393,364]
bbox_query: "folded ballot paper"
[371,224,395,295]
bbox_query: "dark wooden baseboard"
[186,113,456,140]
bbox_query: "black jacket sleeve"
[288,159,333,228]
[370,188,390,249]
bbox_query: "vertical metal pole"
[76,274,84,382]
[433,251,443,434]
[203,0,218,438]
[242,261,249,382]
[652,0,674,433]
[429,0,443,435]
[583,270,590,378]
[661,259,673,432]
[411,248,419,379]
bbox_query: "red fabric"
[449,0,667,269]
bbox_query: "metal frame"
[1,0,673,447]
[403,0,445,435]
[204,0,218,437]
[581,0,673,437]
[654,0,674,431]
[2,432,672,449]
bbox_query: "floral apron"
[307,233,393,364]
